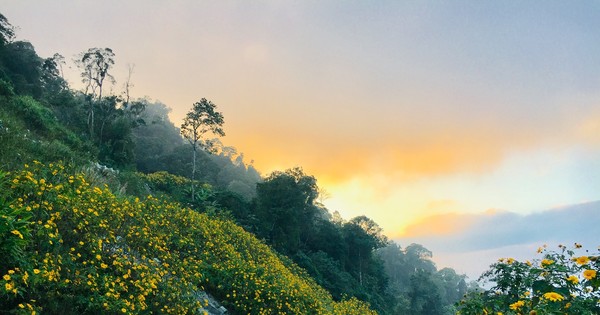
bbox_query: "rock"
[197,291,228,315]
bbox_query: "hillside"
[0,12,470,314]
[0,162,375,314]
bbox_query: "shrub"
[458,244,600,314]
[8,95,55,133]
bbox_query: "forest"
[1,12,599,315]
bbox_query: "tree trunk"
[191,145,196,201]
[88,101,94,139]
[359,251,363,286]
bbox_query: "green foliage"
[142,171,190,195]
[132,101,183,172]
[97,116,136,168]
[252,168,396,313]
[409,270,445,315]
[376,243,466,315]
[0,171,31,267]
[254,167,321,253]
[458,244,600,314]
[0,78,15,96]
[0,94,90,169]
[0,162,377,314]
[0,13,15,45]
[1,41,43,97]
[9,95,56,132]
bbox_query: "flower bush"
[457,244,600,314]
[0,162,376,314]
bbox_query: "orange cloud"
[224,116,546,185]
[396,209,506,239]
[396,213,476,238]
[576,110,600,145]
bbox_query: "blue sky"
[4,0,600,277]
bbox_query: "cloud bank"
[395,201,600,278]
[397,201,600,252]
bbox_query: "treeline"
[0,12,468,314]
[0,13,259,199]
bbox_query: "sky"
[4,1,600,279]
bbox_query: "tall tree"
[404,243,436,273]
[76,47,115,100]
[75,47,115,138]
[122,64,134,105]
[1,41,43,96]
[0,13,15,46]
[343,216,388,286]
[408,270,446,315]
[254,167,320,253]
[180,98,225,201]
[436,267,467,306]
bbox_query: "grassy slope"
[0,162,376,314]
[0,94,91,170]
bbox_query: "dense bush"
[458,244,600,314]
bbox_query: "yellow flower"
[575,256,590,265]
[543,292,564,302]
[583,269,597,280]
[566,275,579,284]
[541,259,554,267]
[509,300,524,310]
[2,275,10,281]
[33,269,40,275]
[11,230,23,239]
[5,282,13,291]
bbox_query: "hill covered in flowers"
[0,162,376,314]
